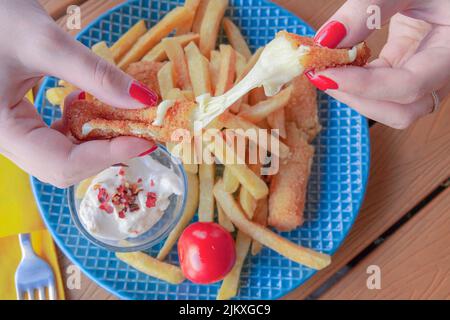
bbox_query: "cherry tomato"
[178,222,236,284]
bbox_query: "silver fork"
[14,233,57,300]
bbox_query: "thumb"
[36,27,158,109]
[314,0,406,48]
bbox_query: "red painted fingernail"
[78,91,86,100]
[138,145,158,157]
[314,21,347,48]
[129,81,158,106]
[305,71,339,91]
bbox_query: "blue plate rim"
[31,0,371,300]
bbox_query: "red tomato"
[178,222,236,284]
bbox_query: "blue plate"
[32,0,370,300]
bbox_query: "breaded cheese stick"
[280,31,370,70]
[64,99,196,143]
[268,122,314,231]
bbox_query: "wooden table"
[40,0,450,300]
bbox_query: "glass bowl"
[67,144,187,252]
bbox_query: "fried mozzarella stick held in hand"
[64,31,369,143]
[64,99,196,143]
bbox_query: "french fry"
[223,166,239,193]
[248,87,266,105]
[183,139,198,173]
[251,196,268,255]
[118,7,193,69]
[223,17,252,60]
[216,230,251,300]
[234,51,247,80]
[215,44,236,96]
[116,251,185,284]
[180,90,195,101]
[239,86,292,123]
[235,47,263,82]
[248,163,267,255]
[199,0,228,58]
[184,163,198,174]
[239,186,257,219]
[219,113,290,159]
[198,162,215,222]
[207,134,268,200]
[213,179,331,270]
[157,61,175,100]
[217,202,235,232]
[239,103,251,112]
[267,108,287,138]
[185,42,212,96]
[209,50,221,92]
[75,176,95,199]
[157,173,199,260]
[228,49,244,113]
[111,20,147,62]
[91,41,115,64]
[142,33,200,62]
[223,47,263,110]
[162,38,192,90]
[166,141,198,174]
[46,87,73,106]
[176,0,201,35]
[166,88,187,100]
[192,0,210,33]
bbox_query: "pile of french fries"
[63,0,331,300]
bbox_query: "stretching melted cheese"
[153,33,358,129]
[194,35,310,128]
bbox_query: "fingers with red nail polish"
[138,144,158,157]
[305,71,339,91]
[129,81,158,107]
[314,21,347,48]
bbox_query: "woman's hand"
[306,0,450,129]
[0,0,158,187]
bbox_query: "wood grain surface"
[320,187,450,300]
[284,98,450,299]
[56,0,125,34]
[39,0,450,300]
[39,0,87,19]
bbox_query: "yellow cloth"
[0,91,65,300]
[0,231,65,300]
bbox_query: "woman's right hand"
[307,0,450,129]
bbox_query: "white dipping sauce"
[79,157,183,240]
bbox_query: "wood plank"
[284,98,450,299]
[320,187,450,299]
[57,250,116,300]
[56,0,125,35]
[39,0,87,20]
[272,0,389,58]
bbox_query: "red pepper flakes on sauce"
[118,209,126,219]
[146,192,157,208]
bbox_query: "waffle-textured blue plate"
[32,0,370,300]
